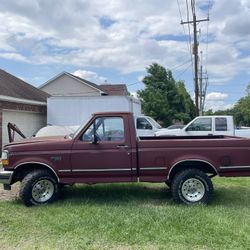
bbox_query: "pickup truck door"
[185,117,213,136]
[213,117,232,136]
[70,115,133,182]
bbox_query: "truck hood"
[5,136,67,146]
[3,136,72,152]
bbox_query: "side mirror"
[91,134,99,144]
[91,120,99,144]
[145,124,153,130]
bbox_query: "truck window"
[82,117,125,142]
[186,118,212,131]
[137,118,152,130]
[215,118,227,131]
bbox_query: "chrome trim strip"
[58,168,139,173]
[167,159,218,180]
[220,166,250,170]
[58,169,71,173]
[140,167,166,170]
[14,162,60,182]
[72,168,134,172]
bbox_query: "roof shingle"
[68,73,128,96]
[98,84,128,96]
[0,69,48,102]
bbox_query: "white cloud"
[72,70,107,84]
[0,0,250,108]
[0,1,190,73]
[205,92,232,111]
[206,92,228,101]
[205,101,234,111]
[0,52,28,62]
[137,75,144,82]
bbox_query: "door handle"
[117,145,129,149]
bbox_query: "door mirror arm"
[91,134,99,144]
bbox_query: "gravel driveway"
[0,183,19,201]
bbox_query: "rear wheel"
[171,168,213,205]
[19,170,59,206]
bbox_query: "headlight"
[1,150,9,165]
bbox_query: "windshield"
[146,116,162,129]
[70,116,92,139]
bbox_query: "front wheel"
[19,170,59,206]
[171,168,213,205]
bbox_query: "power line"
[176,0,194,79]
[175,62,193,79]
[171,59,192,70]
[204,0,211,73]
[181,0,209,116]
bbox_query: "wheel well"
[12,163,58,183]
[168,161,217,183]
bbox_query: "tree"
[137,63,195,126]
[176,81,196,123]
[204,109,234,116]
[234,92,250,126]
[204,82,250,126]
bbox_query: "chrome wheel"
[181,178,205,202]
[32,179,55,203]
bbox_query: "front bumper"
[0,170,14,185]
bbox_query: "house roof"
[98,84,128,96]
[0,69,49,103]
[39,72,105,94]
[40,71,128,96]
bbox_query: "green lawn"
[1,177,250,250]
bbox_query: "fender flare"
[14,161,59,182]
[167,159,218,180]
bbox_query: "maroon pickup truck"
[1,112,250,206]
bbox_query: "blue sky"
[0,0,250,111]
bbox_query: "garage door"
[2,110,46,147]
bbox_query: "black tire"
[19,170,59,207]
[171,168,213,205]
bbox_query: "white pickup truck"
[155,116,250,138]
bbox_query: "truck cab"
[156,116,235,137]
[135,116,162,137]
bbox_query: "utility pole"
[201,72,208,113]
[199,55,203,116]
[181,0,209,116]
[199,51,208,115]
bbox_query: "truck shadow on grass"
[59,183,173,206]
[213,187,250,207]
[58,183,250,207]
